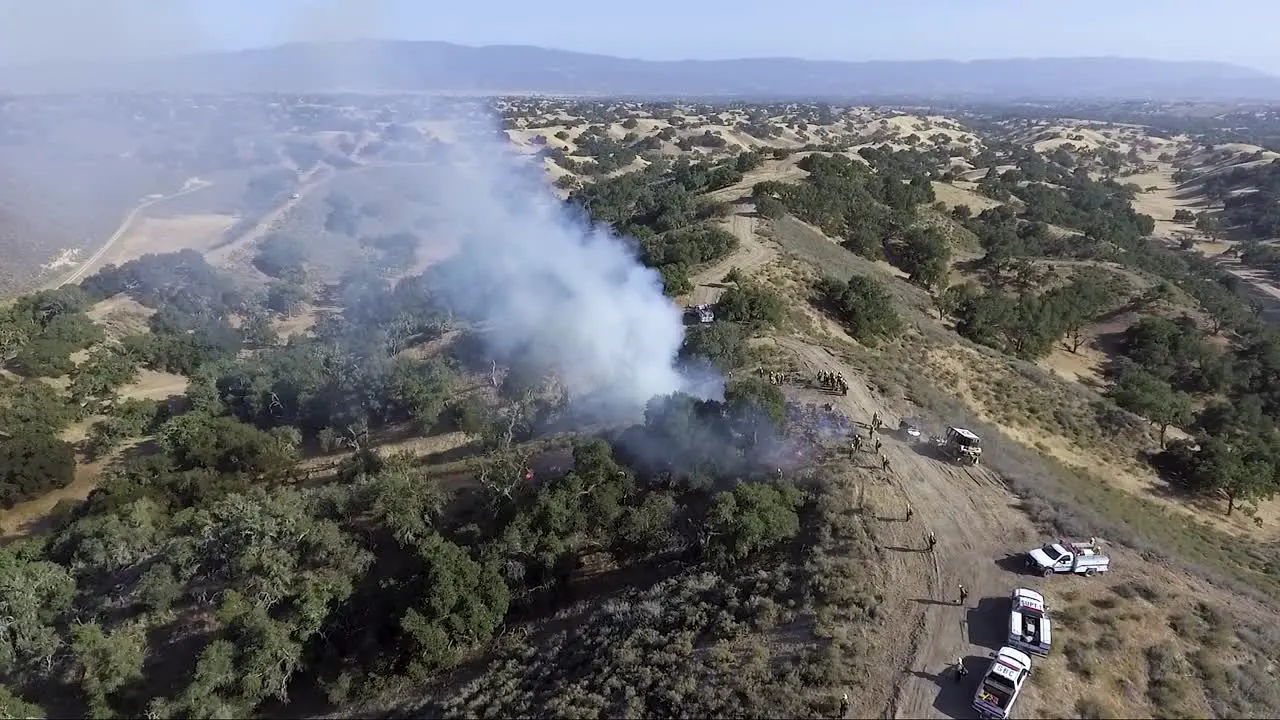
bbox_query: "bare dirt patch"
[86,295,156,340]
[930,182,1002,214]
[682,207,777,307]
[272,305,324,340]
[703,154,812,204]
[1038,344,1108,387]
[767,336,1036,719]
[121,369,188,401]
[76,213,235,280]
[0,460,107,538]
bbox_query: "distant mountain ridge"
[2,40,1279,100]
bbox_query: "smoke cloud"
[419,116,720,420]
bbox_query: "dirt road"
[205,158,439,269]
[56,179,211,287]
[774,337,1043,719]
[683,207,777,307]
[703,153,812,204]
[205,165,333,267]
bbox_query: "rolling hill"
[1,40,1279,100]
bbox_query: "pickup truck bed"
[1016,612,1042,641]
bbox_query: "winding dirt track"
[204,164,334,267]
[684,206,777,307]
[703,152,812,204]
[775,336,1042,717]
[685,210,1043,720]
[55,180,211,287]
[679,188,1051,716]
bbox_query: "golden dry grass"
[906,338,1280,541]
[1021,574,1278,719]
[81,213,236,278]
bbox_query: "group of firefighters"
[760,368,798,386]
[764,370,981,719]
[848,411,892,472]
[757,367,849,396]
[816,370,849,396]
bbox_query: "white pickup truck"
[1025,539,1111,577]
[1008,588,1051,655]
[973,646,1033,720]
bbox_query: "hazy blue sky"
[3,0,1280,72]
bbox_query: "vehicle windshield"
[1040,544,1065,562]
[978,677,1015,708]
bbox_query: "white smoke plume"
[419,116,722,420]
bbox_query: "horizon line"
[0,39,1269,76]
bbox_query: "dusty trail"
[205,165,333,267]
[55,179,211,287]
[678,201,1024,717]
[774,337,1040,719]
[683,206,777,307]
[207,158,441,270]
[703,152,811,204]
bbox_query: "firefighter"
[954,655,968,681]
[852,435,862,453]
[839,693,850,717]
[882,455,891,472]
[872,411,880,428]
[874,437,882,454]
[927,531,937,553]
[958,583,969,606]
[905,500,913,522]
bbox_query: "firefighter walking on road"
[904,500,913,522]
[958,583,969,606]
[926,531,937,553]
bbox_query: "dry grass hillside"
[503,103,984,168]
[5,97,1280,720]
